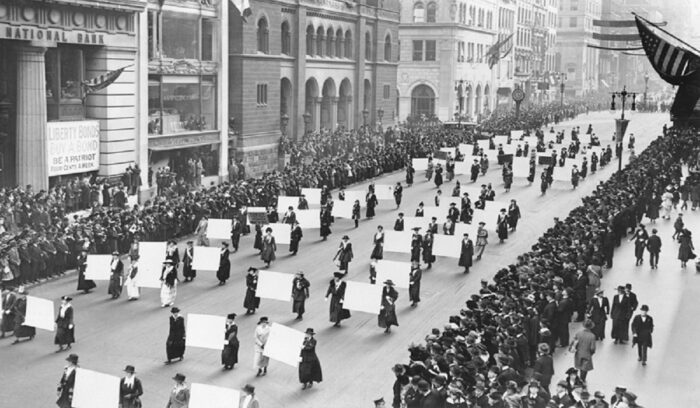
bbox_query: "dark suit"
[646,234,661,267]
[631,314,654,362]
[56,367,76,408]
[533,354,554,390]
[119,377,144,408]
[611,294,631,341]
[409,267,422,304]
[587,296,609,340]
[394,218,405,231]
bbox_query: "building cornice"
[51,0,147,12]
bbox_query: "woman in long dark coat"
[182,241,195,282]
[351,200,361,228]
[366,192,378,219]
[422,230,435,268]
[434,164,444,188]
[497,210,509,243]
[334,236,353,274]
[299,328,323,389]
[11,287,35,343]
[371,226,384,260]
[292,272,310,320]
[165,307,185,364]
[107,252,124,299]
[243,268,260,314]
[76,250,96,293]
[320,208,332,239]
[406,163,415,186]
[646,192,661,222]
[253,224,263,253]
[458,234,474,274]
[410,229,422,263]
[221,314,239,370]
[325,273,350,327]
[678,229,694,268]
[217,242,231,284]
[587,289,609,340]
[54,296,75,351]
[290,221,303,255]
[378,281,399,333]
[408,263,421,307]
[507,200,521,231]
[260,228,277,268]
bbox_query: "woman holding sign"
[325,272,350,327]
[221,313,239,370]
[54,296,75,352]
[260,228,277,268]
[299,328,323,389]
[378,280,399,334]
[76,249,96,294]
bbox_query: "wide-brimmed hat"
[172,373,186,382]
[61,296,73,302]
[123,365,135,373]
[342,235,349,240]
[226,313,237,320]
[333,272,344,279]
[383,279,395,286]
[112,251,119,256]
[170,307,180,313]
[243,384,255,394]
[258,316,269,324]
[305,328,315,335]
[66,354,79,364]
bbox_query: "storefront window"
[60,48,83,100]
[45,46,85,121]
[148,76,217,135]
[162,12,199,59]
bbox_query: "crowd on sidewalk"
[388,125,700,408]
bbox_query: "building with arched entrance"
[228,0,400,176]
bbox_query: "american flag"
[636,16,699,85]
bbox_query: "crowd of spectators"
[388,125,700,408]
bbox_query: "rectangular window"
[257,83,268,106]
[148,75,217,135]
[569,17,577,27]
[412,40,423,61]
[45,46,85,121]
[162,11,200,59]
[425,40,436,61]
[383,85,391,99]
[201,19,215,61]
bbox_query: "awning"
[149,141,220,151]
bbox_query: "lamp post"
[644,72,650,106]
[302,112,311,135]
[362,109,369,127]
[559,82,565,108]
[280,114,289,137]
[610,86,637,171]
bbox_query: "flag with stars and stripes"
[81,65,131,101]
[635,16,700,85]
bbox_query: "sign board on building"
[47,121,100,176]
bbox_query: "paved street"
[0,112,677,408]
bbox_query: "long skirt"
[611,316,629,341]
[54,326,75,345]
[221,340,239,366]
[108,274,122,298]
[244,289,260,310]
[409,283,421,303]
[378,305,399,328]
[125,276,140,300]
[160,282,177,306]
[166,338,185,360]
[14,321,35,339]
[299,352,323,383]
[77,270,96,291]
[370,244,383,260]
[254,348,270,369]
[293,299,306,315]
[1,311,15,333]
[183,263,196,279]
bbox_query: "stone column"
[15,45,48,190]
[346,96,353,129]
[330,97,339,131]
[314,97,322,132]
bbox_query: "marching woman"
[253,224,264,253]
[410,227,422,263]
[366,189,378,219]
[160,259,178,308]
[292,272,310,320]
[165,240,180,266]
[408,261,422,307]
[165,307,185,364]
[371,226,384,260]
[434,163,444,188]
[422,229,435,269]
[260,228,277,268]
[393,182,403,209]
[497,209,509,243]
[217,242,231,284]
[290,220,303,256]
[243,267,261,315]
[333,235,354,275]
[54,296,75,352]
[299,328,323,390]
[56,353,79,408]
[540,170,550,195]
[378,280,399,334]
[76,249,96,294]
[426,157,434,181]
[221,313,239,370]
[254,317,271,376]
[406,161,415,186]
[507,199,521,232]
[325,272,351,327]
[502,163,513,192]
[320,207,332,239]
[11,286,35,344]
[182,241,195,282]
[571,164,580,189]
[352,199,361,228]
[124,255,140,301]
[458,233,474,274]
[107,251,124,299]
[119,365,144,408]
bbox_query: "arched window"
[413,2,425,23]
[365,32,372,60]
[411,85,435,117]
[426,2,437,23]
[316,26,325,57]
[257,18,269,53]
[345,30,353,58]
[327,28,334,57]
[281,21,291,55]
[306,25,315,55]
[384,34,392,61]
[336,29,343,57]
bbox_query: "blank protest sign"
[192,246,221,271]
[297,209,320,229]
[186,313,226,350]
[85,255,111,280]
[383,231,412,253]
[432,235,462,258]
[24,296,54,331]
[73,368,119,408]
[301,188,322,206]
[263,322,306,367]
[343,281,382,315]
[277,196,300,211]
[263,223,291,245]
[137,242,166,288]
[332,200,354,219]
[207,219,231,240]
[374,184,395,200]
[375,260,411,288]
[256,270,294,301]
[513,157,531,178]
[412,158,428,171]
[190,383,240,408]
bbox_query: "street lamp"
[302,112,311,135]
[362,109,369,127]
[559,82,565,108]
[610,86,637,171]
[644,72,650,106]
[280,114,289,137]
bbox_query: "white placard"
[344,190,365,205]
[510,130,524,139]
[375,260,411,288]
[454,161,470,175]
[513,157,531,178]
[332,200,354,219]
[191,246,221,271]
[47,121,100,177]
[343,281,382,315]
[186,313,226,350]
[297,209,321,229]
[501,144,516,155]
[263,322,306,367]
[412,158,429,171]
[578,133,592,145]
[301,188,322,206]
[84,254,112,280]
[136,242,167,289]
[190,383,240,408]
[256,271,295,301]
[484,200,510,212]
[383,231,412,253]
[477,139,491,151]
[24,296,55,331]
[459,143,474,155]
[543,131,558,143]
[72,368,119,408]
[432,235,463,258]
[522,136,538,146]
[207,219,232,240]
[494,135,509,148]
[277,196,300,212]
[553,165,572,181]
[374,184,395,200]
[263,223,291,245]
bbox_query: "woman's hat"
[333,272,344,279]
[583,319,595,329]
[170,307,180,313]
[61,296,73,302]
[112,251,119,256]
[243,384,255,394]
[566,367,578,375]
[172,373,186,382]
[640,304,649,311]
[66,354,79,364]
[258,316,269,324]
[123,365,135,373]
[226,313,237,320]
[305,328,315,335]
[265,227,272,233]
[384,279,395,286]
[342,235,350,240]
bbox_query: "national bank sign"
[4,26,105,44]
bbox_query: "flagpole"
[633,12,700,55]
